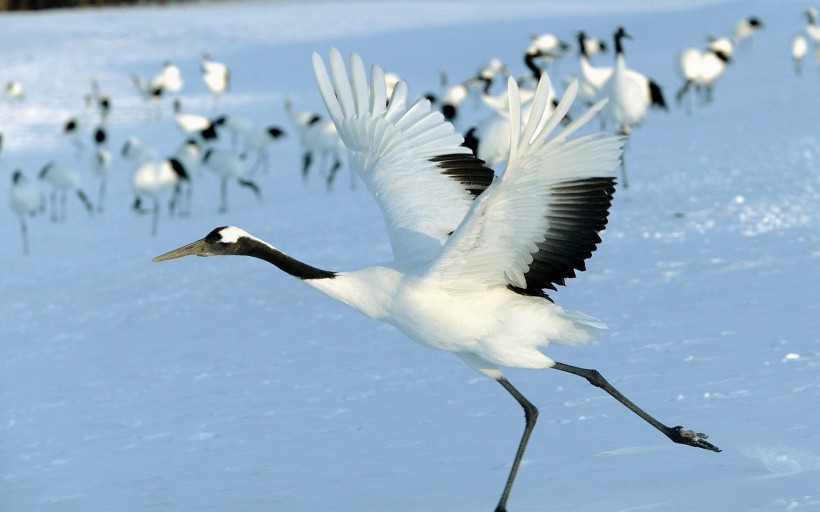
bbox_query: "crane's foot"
[669,426,721,452]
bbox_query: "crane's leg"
[494,377,538,512]
[59,190,68,222]
[151,198,160,237]
[219,177,228,213]
[77,189,93,216]
[50,191,58,222]
[237,178,261,202]
[19,216,29,255]
[301,151,312,182]
[97,177,106,213]
[551,361,720,452]
[326,158,341,192]
[184,181,193,216]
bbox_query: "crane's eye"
[205,227,229,243]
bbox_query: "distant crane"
[90,148,112,212]
[732,15,764,47]
[201,52,230,108]
[155,48,720,512]
[4,80,25,106]
[173,98,218,142]
[284,96,346,190]
[599,27,667,188]
[802,8,820,72]
[200,147,261,213]
[131,158,190,236]
[676,36,733,109]
[38,161,93,221]
[791,34,809,74]
[10,170,44,255]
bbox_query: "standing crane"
[154,48,720,512]
[10,169,44,255]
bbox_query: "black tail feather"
[648,80,668,111]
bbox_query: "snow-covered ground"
[2,1,819,510]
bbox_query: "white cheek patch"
[218,226,250,244]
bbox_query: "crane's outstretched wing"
[312,48,495,262]
[426,75,625,300]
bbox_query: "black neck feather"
[577,32,589,59]
[523,53,543,79]
[614,31,626,56]
[236,237,336,281]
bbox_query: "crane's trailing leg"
[495,377,538,512]
[552,362,721,452]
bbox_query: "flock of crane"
[4,8,820,257]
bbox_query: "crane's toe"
[670,425,721,452]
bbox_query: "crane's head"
[614,26,632,41]
[153,226,252,261]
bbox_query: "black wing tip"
[514,176,617,300]
[429,153,495,198]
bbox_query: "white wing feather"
[427,75,624,292]
[312,48,485,262]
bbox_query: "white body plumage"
[11,170,44,254]
[131,160,184,196]
[201,53,229,103]
[600,54,647,134]
[153,61,184,93]
[11,171,43,216]
[309,264,602,376]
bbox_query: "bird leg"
[237,178,262,202]
[151,198,160,237]
[59,190,68,222]
[674,80,694,115]
[76,189,94,216]
[301,151,312,182]
[97,177,107,213]
[169,184,181,217]
[551,361,721,452]
[325,156,342,192]
[18,216,29,255]
[494,377,538,512]
[49,191,58,222]
[183,182,193,216]
[219,177,229,213]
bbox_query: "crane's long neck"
[229,234,395,321]
[614,32,626,56]
[523,52,543,79]
[577,32,589,60]
[238,237,336,281]
[614,43,626,75]
[577,38,595,78]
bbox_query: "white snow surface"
[2,1,819,511]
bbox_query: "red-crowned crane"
[155,48,720,512]
[10,169,44,255]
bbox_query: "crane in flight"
[154,48,720,512]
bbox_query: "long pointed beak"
[153,238,210,262]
